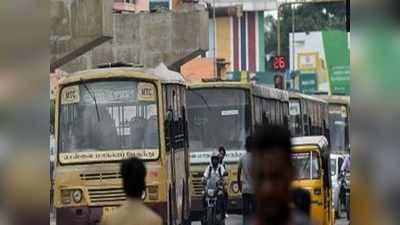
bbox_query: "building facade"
[181,0,277,82]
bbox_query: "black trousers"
[242,193,256,225]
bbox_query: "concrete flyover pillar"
[50,0,113,71]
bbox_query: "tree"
[265,2,346,71]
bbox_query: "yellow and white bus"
[289,92,329,138]
[314,95,350,152]
[52,64,191,225]
[186,81,289,216]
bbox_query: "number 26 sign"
[273,56,287,71]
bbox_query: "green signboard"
[322,31,350,95]
[300,73,318,94]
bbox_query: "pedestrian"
[251,125,312,225]
[218,146,228,172]
[100,157,162,225]
[218,146,229,218]
[238,136,256,225]
[340,154,351,175]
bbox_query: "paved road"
[192,214,349,225]
[51,211,349,225]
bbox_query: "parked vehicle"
[52,64,191,225]
[187,81,289,217]
[291,136,335,225]
[289,92,329,139]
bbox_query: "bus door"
[321,149,333,225]
[165,84,187,225]
[165,86,177,225]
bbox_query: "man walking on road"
[101,157,162,225]
[238,136,256,225]
[251,125,312,225]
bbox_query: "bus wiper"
[192,91,210,110]
[81,79,101,122]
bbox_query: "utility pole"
[291,3,295,72]
[213,0,217,78]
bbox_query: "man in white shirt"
[238,136,256,225]
[203,151,226,179]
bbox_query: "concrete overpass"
[51,0,209,72]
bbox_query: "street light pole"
[277,4,282,56]
[213,0,217,79]
[291,3,295,72]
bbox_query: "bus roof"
[313,94,350,105]
[252,83,289,102]
[291,136,329,150]
[289,92,328,104]
[188,81,251,90]
[152,63,186,85]
[61,63,186,85]
[188,82,288,101]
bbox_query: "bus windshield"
[187,88,250,153]
[58,80,159,163]
[328,104,347,151]
[292,152,320,179]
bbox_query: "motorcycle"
[201,175,225,225]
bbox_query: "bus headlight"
[61,189,71,204]
[147,185,159,200]
[230,182,240,193]
[61,189,84,204]
[72,189,83,203]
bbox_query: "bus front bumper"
[56,203,167,225]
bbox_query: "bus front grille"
[80,172,122,181]
[88,188,126,204]
[190,172,204,197]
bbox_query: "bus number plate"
[103,207,117,218]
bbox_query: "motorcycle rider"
[339,154,350,218]
[202,151,227,216]
[203,151,226,184]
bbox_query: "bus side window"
[262,112,269,126]
[50,99,55,135]
[165,108,173,152]
[254,97,262,125]
[267,100,274,125]
[164,85,186,150]
[164,86,173,151]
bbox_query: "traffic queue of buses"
[50,65,350,225]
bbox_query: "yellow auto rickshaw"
[291,136,335,225]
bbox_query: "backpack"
[207,165,222,178]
